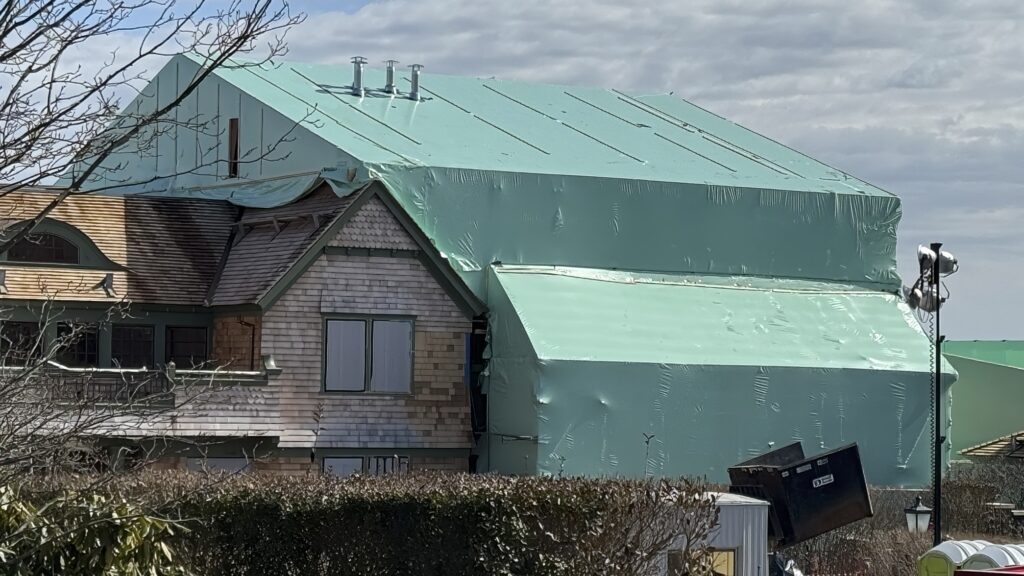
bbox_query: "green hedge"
[149,473,717,576]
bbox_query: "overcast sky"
[275,0,1023,340]
[64,0,1019,339]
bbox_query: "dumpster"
[728,442,872,547]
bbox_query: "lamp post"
[905,495,933,535]
[905,242,958,546]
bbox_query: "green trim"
[321,314,415,394]
[371,184,487,318]
[0,218,126,271]
[256,183,376,309]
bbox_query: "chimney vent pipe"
[384,60,399,95]
[351,56,367,97]
[409,64,423,101]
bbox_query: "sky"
[71,0,1024,339]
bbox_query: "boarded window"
[227,117,239,178]
[56,322,98,367]
[324,320,366,391]
[323,457,363,477]
[111,325,154,368]
[165,326,208,367]
[8,233,79,264]
[370,320,412,393]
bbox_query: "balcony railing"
[0,357,279,406]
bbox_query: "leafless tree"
[0,0,304,253]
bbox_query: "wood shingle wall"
[263,196,473,452]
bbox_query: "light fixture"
[905,495,932,534]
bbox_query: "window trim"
[0,218,125,271]
[321,315,415,395]
[321,455,411,477]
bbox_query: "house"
[5,55,950,484]
[945,341,1024,461]
[0,182,482,474]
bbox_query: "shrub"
[0,484,189,576]
[128,472,720,576]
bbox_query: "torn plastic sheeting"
[371,164,902,296]
[483,265,954,487]
[114,169,367,208]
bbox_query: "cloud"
[238,1,1011,336]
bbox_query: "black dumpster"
[728,442,873,547]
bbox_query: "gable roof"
[206,57,888,198]
[208,185,357,306]
[208,181,484,317]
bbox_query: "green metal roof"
[945,340,1024,370]
[207,55,890,197]
[491,265,942,372]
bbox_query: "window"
[667,549,735,576]
[165,326,208,367]
[111,325,154,368]
[227,117,239,178]
[7,233,79,264]
[710,549,736,576]
[56,322,98,367]
[369,455,410,476]
[322,456,410,477]
[323,457,363,477]
[0,321,42,365]
[324,318,412,393]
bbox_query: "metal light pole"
[907,242,957,546]
[929,242,944,547]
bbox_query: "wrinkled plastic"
[64,56,948,485]
[485,265,954,486]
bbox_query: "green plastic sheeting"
[945,352,1024,456]
[82,170,364,208]
[77,55,902,291]
[485,265,953,486]
[945,341,1024,370]
[66,55,943,484]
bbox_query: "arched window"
[7,233,80,265]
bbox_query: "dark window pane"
[165,326,208,367]
[370,320,412,393]
[323,457,363,477]
[56,323,98,367]
[0,321,42,365]
[228,118,239,178]
[325,320,366,391]
[111,325,154,368]
[8,233,79,264]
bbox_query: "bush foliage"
[160,473,719,576]
[4,472,718,576]
[0,484,187,576]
